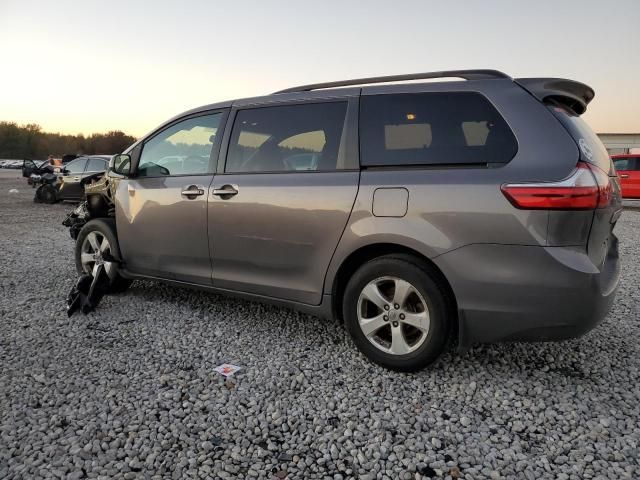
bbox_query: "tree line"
[0,122,137,159]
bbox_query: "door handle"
[212,184,239,198]
[181,184,205,197]
[620,174,629,179]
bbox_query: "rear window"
[86,158,107,172]
[65,158,87,174]
[359,92,518,167]
[547,104,613,174]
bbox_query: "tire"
[74,219,132,293]
[39,184,59,204]
[342,254,452,371]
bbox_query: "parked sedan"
[57,156,110,201]
[612,154,640,199]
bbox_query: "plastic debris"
[66,264,109,316]
[214,364,242,377]
[9,188,19,193]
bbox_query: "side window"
[138,113,223,177]
[359,92,518,166]
[65,158,87,174]
[613,159,632,171]
[86,158,107,172]
[225,102,348,173]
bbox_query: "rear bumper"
[434,237,620,346]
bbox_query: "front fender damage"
[63,172,123,316]
[62,172,120,240]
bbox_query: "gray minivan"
[74,70,622,371]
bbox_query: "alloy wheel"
[357,276,431,355]
[80,231,116,279]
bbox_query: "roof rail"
[274,69,510,94]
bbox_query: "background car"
[57,155,110,201]
[612,154,640,198]
[22,159,52,182]
[0,159,25,169]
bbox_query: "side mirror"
[110,154,132,176]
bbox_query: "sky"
[1,0,638,137]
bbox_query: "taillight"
[501,162,612,210]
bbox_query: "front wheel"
[342,255,452,371]
[75,219,132,293]
[36,184,59,204]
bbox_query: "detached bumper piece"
[66,255,117,316]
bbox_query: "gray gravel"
[1,173,639,480]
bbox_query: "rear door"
[84,157,108,177]
[59,158,88,199]
[208,97,360,305]
[115,110,228,284]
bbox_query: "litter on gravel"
[213,363,242,377]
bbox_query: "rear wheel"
[75,219,132,293]
[342,255,451,371]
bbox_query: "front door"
[208,99,360,305]
[116,111,227,284]
[615,157,640,199]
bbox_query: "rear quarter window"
[547,104,613,174]
[359,92,518,167]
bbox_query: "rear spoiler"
[515,78,595,115]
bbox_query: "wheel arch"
[330,243,458,329]
[86,192,113,219]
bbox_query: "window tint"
[138,113,222,177]
[65,158,87,174]
[359,92,518,166]
[547,105,612,173]
[613,158,636,171]
[86,158,107,172]
[613,159,630,171]
[225,102,347,173]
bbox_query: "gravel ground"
[1,173,639,480]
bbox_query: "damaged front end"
[62,172,120,240]
[62,201,91,240]
[63,171,124,315]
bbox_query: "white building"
[597,133,640,155]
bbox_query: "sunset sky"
[1,0,638,138]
